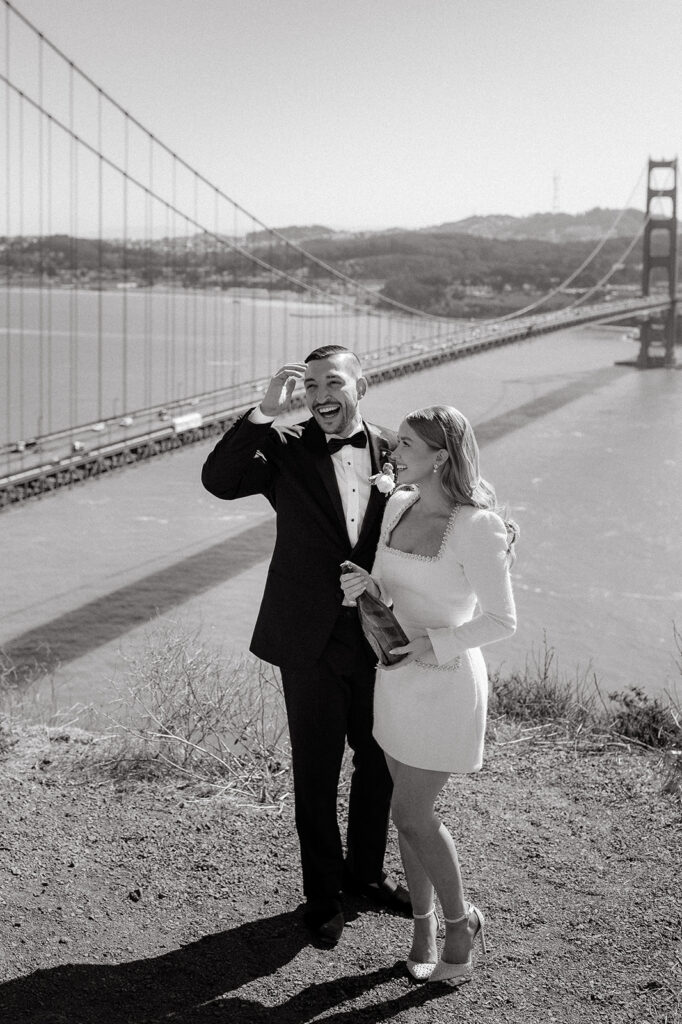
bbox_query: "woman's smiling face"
[393,420,439,484]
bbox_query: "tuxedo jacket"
[201,411,397,669]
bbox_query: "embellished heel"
[406,906,439,981]
[428,903,486,986]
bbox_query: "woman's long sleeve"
[427,510,516,665]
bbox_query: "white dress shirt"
[249,407,371,546]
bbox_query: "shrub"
[98,624,291,805]
[488,637,601,733]
[607,685,681,749]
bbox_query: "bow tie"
[327,431,367,454]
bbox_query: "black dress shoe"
[344,871,412,916]
[302,897,344,946]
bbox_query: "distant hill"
[428,207,645,242]
[5,208,650,320]
[246,224,339,244]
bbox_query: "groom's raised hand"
[260,363,307,417]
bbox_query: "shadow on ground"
[0,908,451,1023]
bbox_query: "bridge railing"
[0,294,672,510]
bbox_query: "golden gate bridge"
[0,0,677,508]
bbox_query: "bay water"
[1,319,680,711]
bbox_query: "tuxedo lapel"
[366,423,394,475]
[315,448,347,533]
[354,423,395,554]
[301,419,347,536]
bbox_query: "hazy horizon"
[4,202,649,243]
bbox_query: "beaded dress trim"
[383,489,463,672]
[383,488,461,563]
[414,656,462,672]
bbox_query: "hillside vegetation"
[3,207,656,318]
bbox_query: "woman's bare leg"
[385,753,473,965]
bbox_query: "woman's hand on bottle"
[340,561,380,602]
[382,635,434,670]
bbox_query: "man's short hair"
[304,345,361,367]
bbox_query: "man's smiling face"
[304,353,367,436]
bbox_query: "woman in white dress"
[341,405,517,986]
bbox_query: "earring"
[433,463,440,473]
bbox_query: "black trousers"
[280,608,393,901]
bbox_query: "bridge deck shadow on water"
[4,364,626,685]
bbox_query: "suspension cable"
[494,164,649,321]
[0,71,420,321]
[1,3,651,331]
[1,0,657,354]
[562,217,650,310]
[0,0,457,321]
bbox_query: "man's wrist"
[249,405,276,424]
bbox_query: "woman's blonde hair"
[405,405,518,559]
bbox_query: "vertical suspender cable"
[72,78,79,431]
[122,113,128,417]
[68,61,75,443]
[232,202,239,388]
[97,88,103,422]
[18,86,24,444]
[163,161,170,405]
[201,177,209,398]
[46,113,52,433]
[267,232,273,377]
[4,2,10,464]
[183,190,189,402]
[279,243,288,364]
[249,217,256,382]
[295,245,303,354]
[282,238,289,364]
[38,33,44,438]
[217,194,225,409]
[353,284,360,356]
[146,131,153,410]
[170,156,177,403]
[193,171,199,397]
[143,133,149,409]
[212,186,219,405]
[191,171,196,396]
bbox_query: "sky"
[3,0,682,233]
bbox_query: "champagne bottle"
[340,562,410,666]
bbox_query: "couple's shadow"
[0,905,447,1024]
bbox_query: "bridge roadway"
[1,322,680,710]
[0,295,670,508]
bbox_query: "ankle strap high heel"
[413,906,438,923]
[406,906,439,982]
[428,903,487,986]
[442,904,487,951]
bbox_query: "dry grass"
[90,624,291,805]
[488,636,603,734]
[2,626,681,808]
[0,647,93,757]
[489,633,681,756]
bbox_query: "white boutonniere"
[369,462,396,494]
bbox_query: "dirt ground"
[0,726,680,1024]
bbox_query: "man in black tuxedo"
[201,345,410,945]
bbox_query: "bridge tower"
[638,158,678,368]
